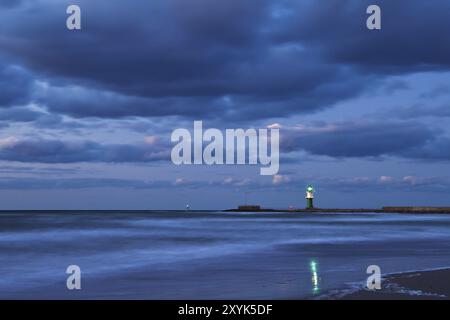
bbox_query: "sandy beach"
[338,268,450,300]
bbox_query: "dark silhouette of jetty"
[225,206,450,214]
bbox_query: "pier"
[225,207,450,214]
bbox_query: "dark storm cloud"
[0,0,26,8]
[2,171,449,196]
[275,0,450,72]
[2,0,448,121]
[36,85,225,119]
[1,119,447,165]
[35,72,367,120]
[0,0,271,94]
[0,104,93,129]
[0,177,165,190]
[0,165,82,175]
[263,174,450,194]
[0,137,170,163]
[0,63,34,107]
[281,121,438,158]
[0,107,45,122]
[396,104,450,119]
[401,137,450,161]
[0,177,208,190]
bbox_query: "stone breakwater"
[225,207,450,214]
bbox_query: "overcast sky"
[1,0,450,210]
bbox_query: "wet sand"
[340,268,450,300]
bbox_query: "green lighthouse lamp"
[306,185,315,209]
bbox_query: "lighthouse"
[306,185,315,209]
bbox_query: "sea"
[1,211,450,299]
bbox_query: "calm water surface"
[1,211,450,299]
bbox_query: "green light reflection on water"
[309,259,320,295]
